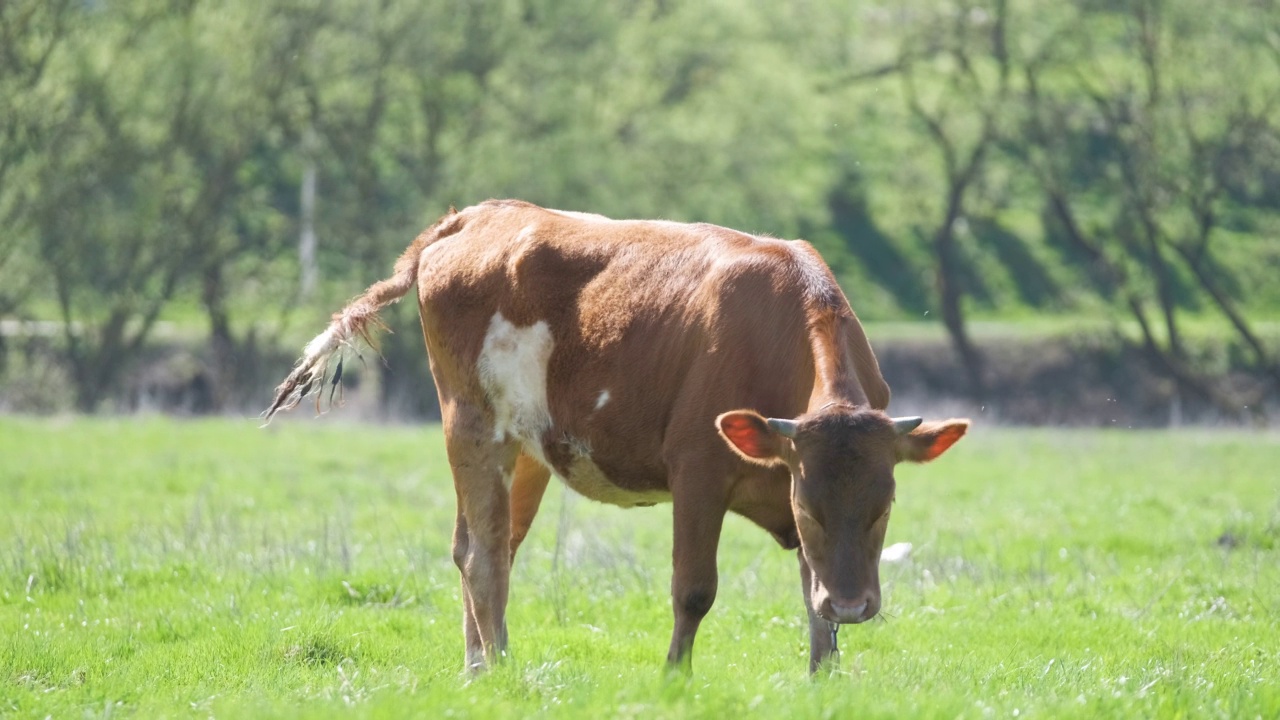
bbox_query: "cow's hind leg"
[443,402,519,673]
[452,509,484,670]
[509,452,551,563]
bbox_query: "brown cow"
[265,200,968,674]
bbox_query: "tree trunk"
[203,263,236,412]
[934,188,984,401]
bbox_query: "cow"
[264,200,969,674]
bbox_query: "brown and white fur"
[266,200,969,674]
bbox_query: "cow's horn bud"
[892,416,924,435]
[766,418,799,438]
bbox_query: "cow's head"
[716,406,968,624]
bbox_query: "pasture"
[2,417,1277,718]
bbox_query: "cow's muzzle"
[817,592,880,624]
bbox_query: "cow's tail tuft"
[262,209,462,424]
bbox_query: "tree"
[23,0,304,411]
[1022,0,1280,418]
[292,0,837,416]
[895,0,1016,399]
[0,0,78,319]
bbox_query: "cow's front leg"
[666,479,727,672]
[799,550,838,673]
[443,403,519,674]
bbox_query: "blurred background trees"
[1,0,1277,421]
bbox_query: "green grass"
[1,417,1278,718]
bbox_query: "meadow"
[1,417,1277,718]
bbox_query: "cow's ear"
[895,419,970,463]
[717,410,788,465]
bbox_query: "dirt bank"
[1,330,1274,426]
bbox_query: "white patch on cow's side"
[594,390,610,410]
[880,542,913,563]
[477,312,554,464]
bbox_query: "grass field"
[2,417,1278,718]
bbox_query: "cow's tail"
[262,209,463,424]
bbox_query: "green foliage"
[1,418,1278,717]
[2,0,306,409]
[1,0,1279,412]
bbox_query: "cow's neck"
[805,310,873,413]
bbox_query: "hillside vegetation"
[2,0,1279,415]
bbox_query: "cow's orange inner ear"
[717,411,781,461]
[919,421,969,461]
